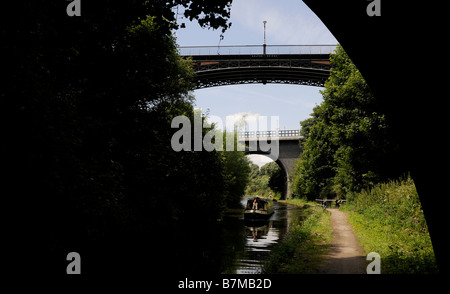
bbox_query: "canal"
[215,198,306,274]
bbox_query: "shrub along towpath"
[318,209,366,274]
[265,178,437,274]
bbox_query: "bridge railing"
[238,129,300,139]
[179,45,337,56]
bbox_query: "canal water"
[216,198,306,274]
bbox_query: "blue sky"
[175,0,337,166]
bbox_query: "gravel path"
[319,209,366,274]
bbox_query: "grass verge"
[263,202,332,273]
[341,177,438,274]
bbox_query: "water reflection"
[219,198,305,274]
[237,221,276,274]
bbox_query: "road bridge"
[180,45,336,89]
[238,130,302,200]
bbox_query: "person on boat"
[252,229,258,241]
[252,198,259,210]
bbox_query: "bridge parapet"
[179,45,337,56]
[238,130,301,140]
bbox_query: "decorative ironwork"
[196,78,325,88]
[180,45,336,89]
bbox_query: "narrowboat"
[244,196,274,220]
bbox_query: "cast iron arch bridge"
[179,44,337,89]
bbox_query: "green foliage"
[248,163,261,179]
[180,0,233,32]
[298,113,319,153]
[3,0,236,276]
[292,45,404,200]
[293,120,336,200]
[220,132,252,208]
[245,161,283,196]
[342,177,438,273]
[268,165,284,195]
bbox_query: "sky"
[174,0,338,166]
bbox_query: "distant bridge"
[180,45,336,89]
[238,129,300,140]
[238,130,302,199]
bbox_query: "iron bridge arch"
[180,45,337,89]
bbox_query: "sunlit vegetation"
[342,177,438,273]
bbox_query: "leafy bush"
[245,161,283,197]
[343,177,438,273]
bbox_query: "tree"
[221,146,251,208]
[293,119,337,200]
[3,0,235,277]
[292,45,404,200]
[322,45,402,195]
[298,111,319,152]
[249,163,261,180]
[268,164,285,195]
[246,161,283,197]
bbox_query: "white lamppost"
[263,20,267,55]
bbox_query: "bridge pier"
[276,157,297,199]
[276,140,302,199]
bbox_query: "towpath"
[319,208,366,274]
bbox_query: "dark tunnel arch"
[302,0,445,272]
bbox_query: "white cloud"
[196,110,262,131]
[226,112,281,132]
[247,154,274,167]
[199,111,280,132]
[224,111,261,131]
[226,111,261,122]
